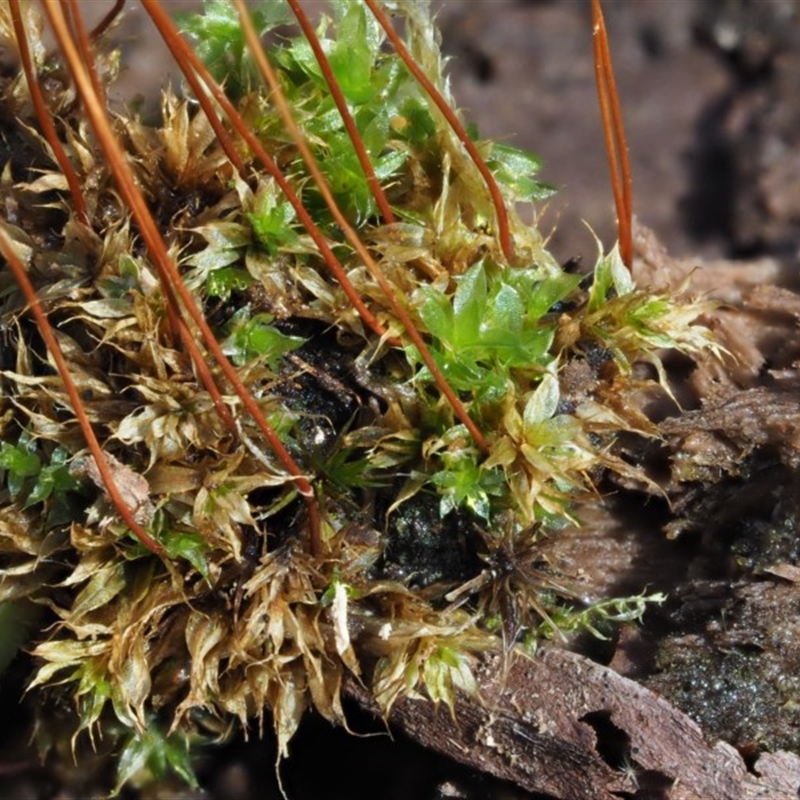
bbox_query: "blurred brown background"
[86,0,800,266]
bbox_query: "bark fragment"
[348,647,800,799]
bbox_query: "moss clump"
[0,0,712,792]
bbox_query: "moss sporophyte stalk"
[0,0,715,792]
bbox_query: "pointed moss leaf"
[301,100,343,139]
[0,439,41,497]
[25,449,81,509]
[453,263,487,347]
[116,635,151,730]
[97,255,142,299]
[328,42,372,106]
[163,530,212,583]
[186,221,250,289]
[222,310,305,367]
[328,1,382,104]
[113,731,150,796]
[186,244,242,275]
[321,141,376,221]
[396,96,436,144]
[354,104,389,155]
[70,561,125,620]
[522,272,583,321]
[28,641,100,693]
[538,592,666,642]
[422,645,476,712]
[178,2,286,97]
[78,667,111,737]
[113,726,199,797]
[414,260,557,395]
[432,456,503,520]
[588,241,633,312]
[523,373,560,428]
[373,148,408,182]
[192,220,252,251]
[333,0,383,56]
[247,197,298,254]
[486,283,523,334]
[417,285,453,341]
[283,34,325,84]
[273,669,306,759]
[77,299,133,319]
[321,446,385,491]
[163,735,200,789]
[487,143,555,203]
[315,136,403,221]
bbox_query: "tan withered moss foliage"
[0,0,718,787]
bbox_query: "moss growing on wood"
[0,0,717,792]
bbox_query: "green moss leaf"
[163,530,212,583]
[328,1,381,104]
[520,272,583,321]
[247,193,299,254]
[432,452,504,520]
[413,262,557,400]
[205,266,254,301]
[24,447,81,509]
[486,142,555,203]
[221,310,305,367]
[422,644,477,711]
[0,437,41,498]
[178,1,289,98]
[113,725,198,797]
[523,372,560,428]
[452,262,487,347]
[588,241,633,313]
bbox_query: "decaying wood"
[347,647,800,799]
[661,383,800,473]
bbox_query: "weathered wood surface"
[348,647,800,799]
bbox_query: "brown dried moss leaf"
[74,451,155,527]
[0,508,68,602]
[269,660,307,759]
[0,505,46,558]
[369,616,482,715]
[110,631,151,732]
[69,521,120,554]
[115,378,232,465]
[20,170,69,194]
[49,328,114,396]
[28,638,109,691]
[67,559,125,621]
[173,610,229,723]
[158,92,231,188]
[190,458,276,560]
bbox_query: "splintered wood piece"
[347,647,800,799]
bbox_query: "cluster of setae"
[0,0,715,792]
